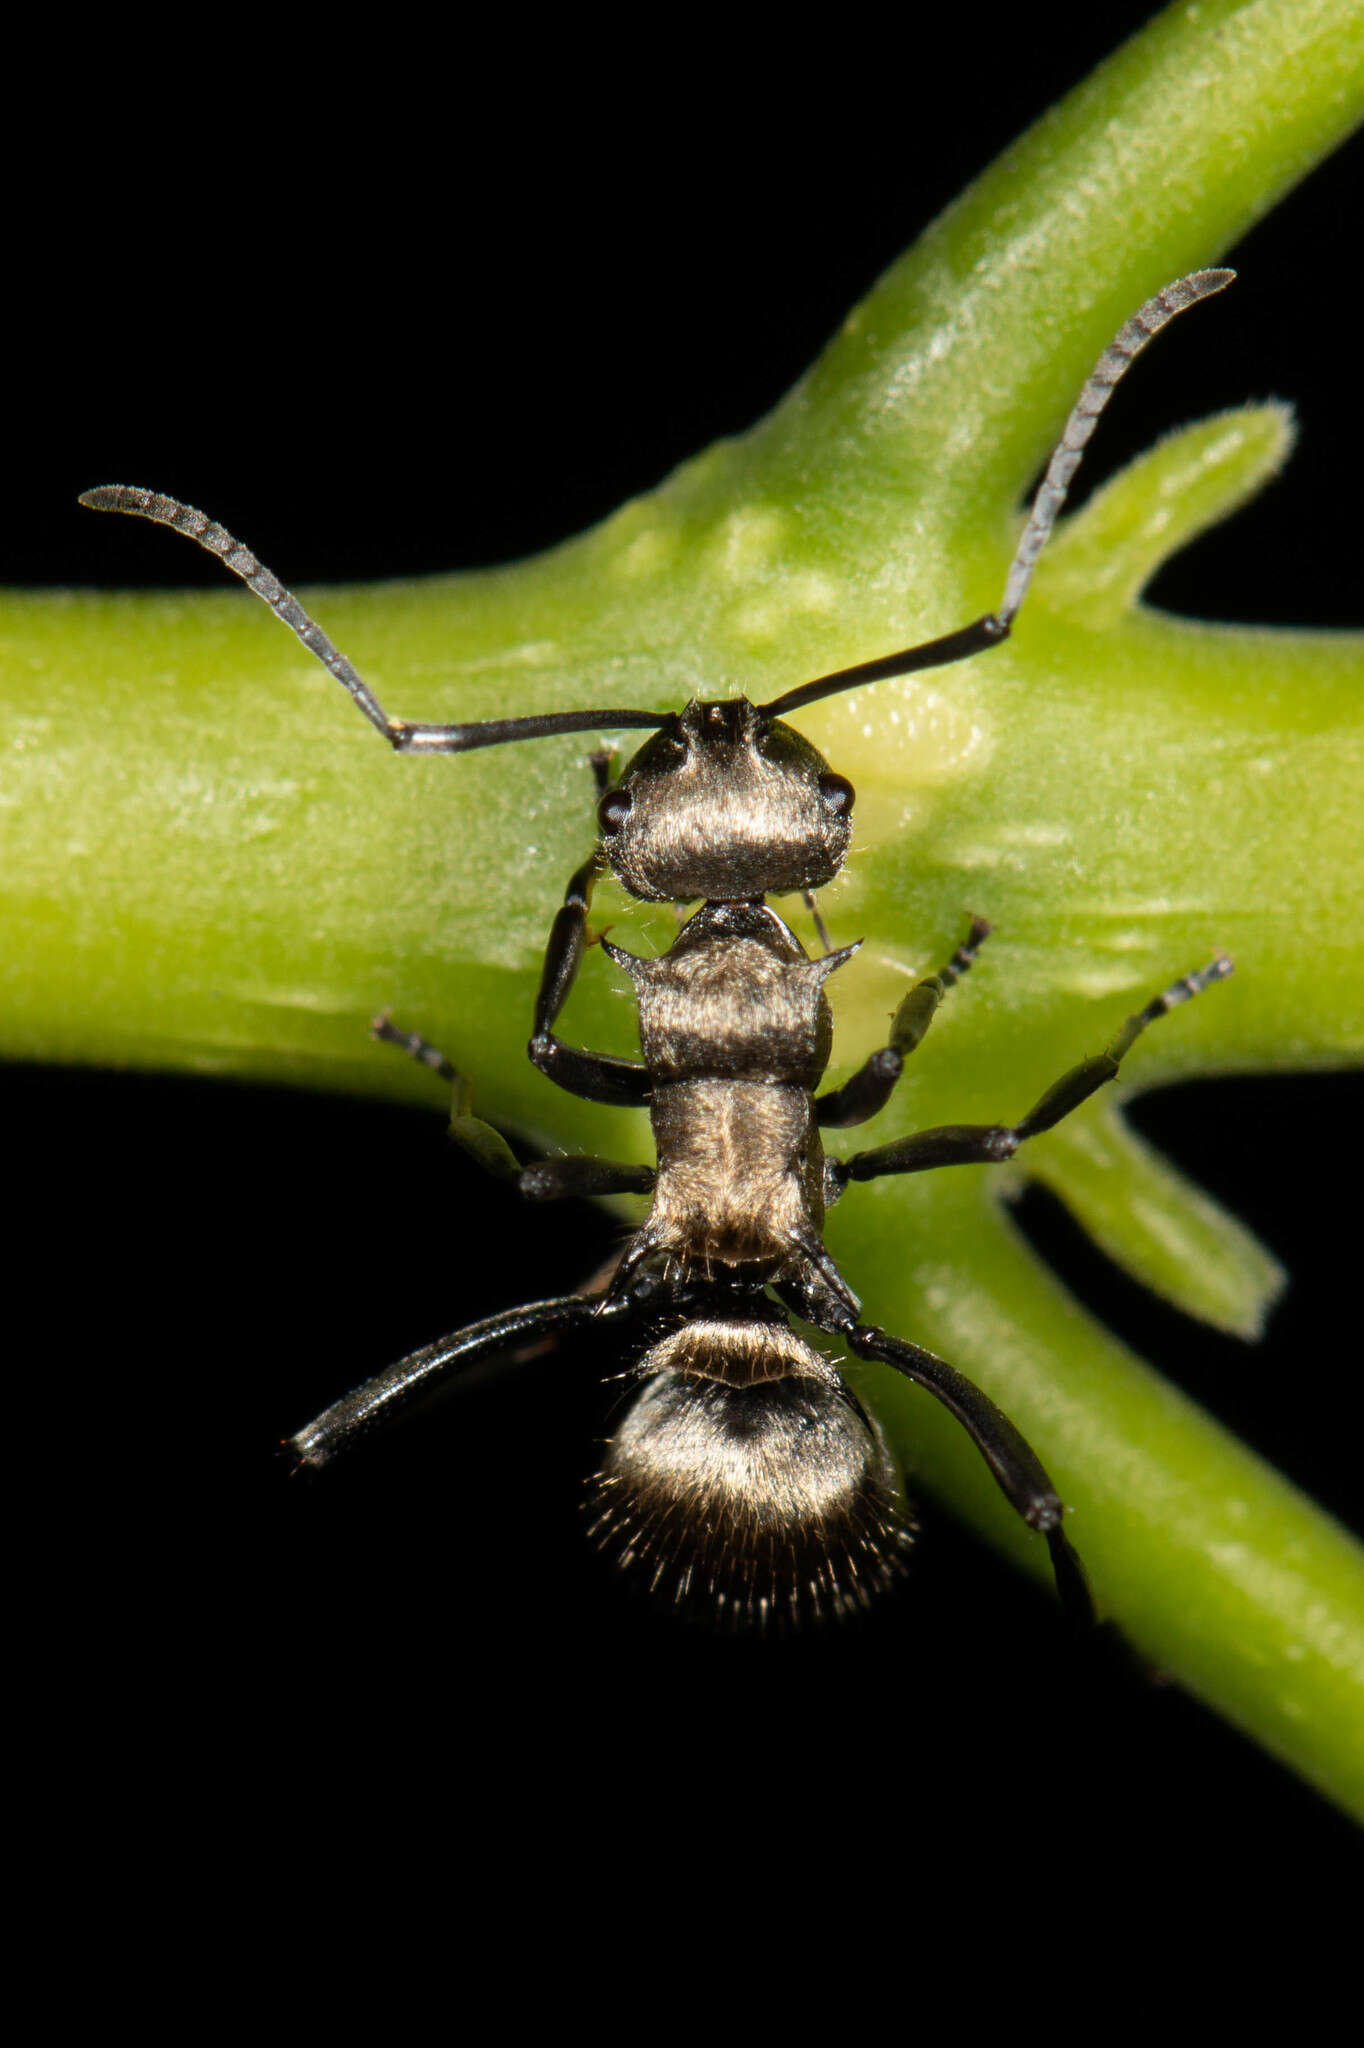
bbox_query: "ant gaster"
[83,269,1236,1629]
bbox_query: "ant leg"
[530,856,653,1104]
[530,754,652,1107]
[538,753,616,1038]
[817,917,992,1129]
[845,1323,1094,1625]
[371,1012,459,1086]
[834,954,1232,1186]
[802,889,835,956]
[290,1291,621,1468]
[372,1013,652,1198]
[519,1155,655,1201]
[532,846,605,1045]
[373,1011,522,1184]
[532,1034,652,1107]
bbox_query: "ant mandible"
[82,268,1235,1628]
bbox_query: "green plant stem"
[3,0,1362,1812]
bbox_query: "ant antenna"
[82,273,1232,744]
[77,485,671,754]
[762,268,1235,720]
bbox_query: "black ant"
[82,268,1235,1629]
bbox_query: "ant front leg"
[529,754,653,1110]
[832,954,1232,1185]
[816,916,992,1130]
[373,1014,653,1201]
[589,747,616,799]
[802,889,835,957]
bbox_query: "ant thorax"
[606,901,856,1285]
[604,901,855,1086]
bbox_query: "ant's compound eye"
[818,772,855,816]
[626,1268,667,1308]
[598,788,633,836]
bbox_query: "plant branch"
[2,0,1362,1812]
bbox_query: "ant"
[82,268,1235,1629]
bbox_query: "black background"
[10,4,1362,1900]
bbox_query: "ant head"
[597,699,854,904]
[588,1315,911,1627]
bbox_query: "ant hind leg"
[846,1322,1095,1626]
[290,1292,617,1468]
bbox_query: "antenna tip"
[79,484,142,513]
